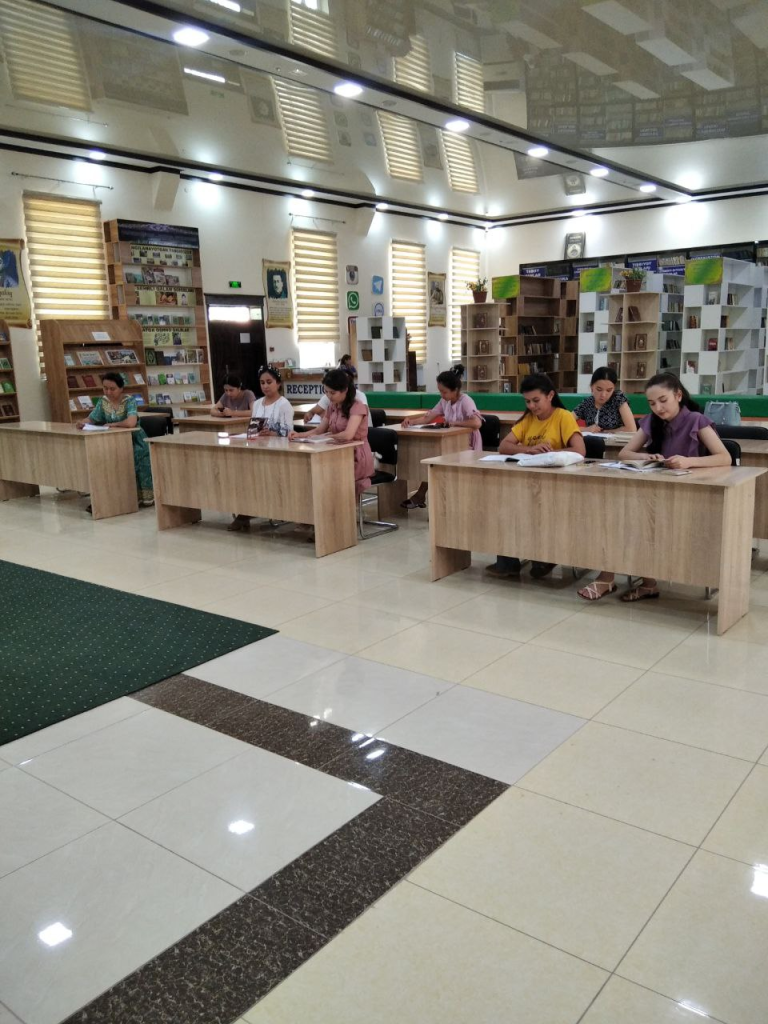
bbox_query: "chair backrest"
[720,438,741,466]
[479,414,501,450]
[139,413,172,438]
[370,408,386,428]
[367,426,398,465]
[142,405,174,435]
[583,434,605,460]
[715,424,768,440]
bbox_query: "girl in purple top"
[399,364,483,509]
[579,372,731,603]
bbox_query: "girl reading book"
[578,372,731,601]
[572,367,636,433]
[487,374,585,579]
[399,364,482,509]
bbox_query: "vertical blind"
[443,132,479,193]
[274,79,332,162]
[450,247,481,361]
[393,36,432,93]
[377,111,423,182]
[455,52,485,113]
[289,1,337,60]
[391,241,427,365]
[22,194,110,373]
[291,228,339,363]
[0,0,91,111]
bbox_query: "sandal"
[227,515,251,532]
[621,585,660,602]
[578,580,617,601]
[400,498,427,510]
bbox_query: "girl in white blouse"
[248,365,293,437]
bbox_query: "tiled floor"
[2,489,768,1024]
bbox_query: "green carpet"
[0,560,276,747]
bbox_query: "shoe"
[85,504,92,516]
[227,514,250,532]
[530,561,556,579]
[486,558,521,578]
[139,499,155,509]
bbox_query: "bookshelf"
[104,221,211,410]
[0,319,20,422]
[497,277,567,393]
[605,276,685,393]
[577,289,611,390]
[559,279,579,392]
[355,316,407,392]
[461,302,504,393]
[41,319,148,423]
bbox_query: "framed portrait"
[564,232,586,260]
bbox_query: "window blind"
[455,52,485,113]
[289,1,337,60]
[391,241,427,365]
[0,0,91,112]
[450,247,481,361]
[443,132,479,193]
[291,228,339,366]
[378,111,423,183]
[274,79,332,162]
[22,194,110,373]
[393,36,432,93]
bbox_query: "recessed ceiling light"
[300,189,315,198]
[184,67,225,83]
[445,118,470,133]
[334,82,363,98]
[375,202,388,211]
[207,0,241,10]
[437,213,449,221]
[87,149,106,161]
[39,923,73,947]
[173,26,209,47]
[590,166,609,177]
[208,172,223,181]
[527,145,549,158]
[639,183,657,193]
[571,209,587,217]
[676,195,694,204]
[227,820,255,835]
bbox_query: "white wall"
[0,149,486,419]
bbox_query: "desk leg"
[86,438,139,519]
[716,482,754,635]
[376,478,408,518]
[0,480,39,501]
[428,465,471,579]
[311,456,357,558]
[155,502,201,530]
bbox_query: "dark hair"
[436,363,465,392]
[101,372,125,389]
[520,373,564,409]
[323,368,357,419]
[644,372,700,455]
[258,364,282,392]
[222,373,244,389]
[590,366,618,387]
[339,354,352,366]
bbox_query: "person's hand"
[647,453,666,462]
[303,410,313,423]
[75,421,85,430]
[664,455,691,470]
[288,430,301,440]
[584,426,602,434]
[259,428,276,436]
[529,443,553,454]
[224,408,233,418]
[402,417,413,428]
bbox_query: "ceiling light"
[173,26,209,47]
[437,213,449,221]
[88,150,106,161]
[228,820,255,835]
[207,0,241,10]
[445,118,470,133]
[590,166,609,177]
[527,146,549,158]
[334,82,363,98]
[208,172,223,181]
[639,183,657,193]
[571,209,587,217]
[676,195,694,204]
[375,202,388,211]
[300,189,315,198]
[39,923,73,947]
[184,67,226,83]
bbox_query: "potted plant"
[620,267,646,293]
[466,277,488,303]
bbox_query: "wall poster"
[262,260,294,328]
[427,272,447,327]
[0,239,32,327]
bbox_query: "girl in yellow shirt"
[486,374,585,579]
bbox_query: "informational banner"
[262,260,293,329]
[685,257,723,286]
[0,239,32,327]
[492,275,520,300]
[427,272,446,326]
[578,266,612,292]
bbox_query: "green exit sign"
[228,280,242,289]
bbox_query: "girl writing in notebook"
[572,367,636,433]
[399,364,482,509]
[578,372,731,601]
[487,374,585,579]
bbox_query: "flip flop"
[578,581,617,601]
[620,586,660,602]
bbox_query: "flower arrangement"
[466,277,488,292]
[620,268,646,281]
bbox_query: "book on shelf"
[145,350,157,365]
[707,337,718,351]
[63,353,76,367]
[687,315,699,328]
[725,336,735,351]
[81,374,97,388]
[0,357,12,370]
[148,374,159,386]
[68,399,77,412]
[685,359,698,373]
[707,290,719,304]
[1,401,16,417]
[66,374,78,389]
[582,358,594,374]
[77,395,94,409]
[615,309,623,324]
[188,371,197,383]
[134,373,145,385]
[77,350,104,366]
[1,381,15,394]
[627,306,641,323]
[720,315,728,328]
[585,320,595,332]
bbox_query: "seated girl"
[578,372,731,602]
[486,373,585,579]
[288,369,374,496]
[400,363,482,509]
[572,367,636,433]
[211,374,256,418]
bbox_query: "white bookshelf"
[577,290,610,391]
[356,316,407,392]
[681,259,768,396]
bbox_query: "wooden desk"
[378,424,472,515]
[0,421,138,519]
[426,450,765,635]
[176,416,249,435]
[148,433,361,557]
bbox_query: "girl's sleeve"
[89,398,106,424]
[124,395,139,419]
[559,410,581,445]
[278,399,293,435]
[461,395,480,418]
[616,391,628,406]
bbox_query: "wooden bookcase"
[104,221,211,410]
[497,276,565,393]
[0,319,20,422]
[461,302,504,393]
[559,279,578,392]
[41,319,148,423]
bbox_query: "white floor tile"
[21,707,247,818]
[430,592,577,642]
[0,822,239,1024]
[356,577,475,621]
[581,976,712,1024]
[379,684,584,783]
[280,601,419,655]
[654,632,768,695]
[202,586,311,628]
[278,563,396,601]
[120,747,379,890]
[268,657,452,735]
[243,880,607,1024]
[702,764,768,866]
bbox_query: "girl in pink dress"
[288,369,374,496]
[399,364,482,509]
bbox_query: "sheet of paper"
[80,424,109,432]
[479,454,516,462]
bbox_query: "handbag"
[704,401,741,426]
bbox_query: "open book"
[600,460,666,472]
